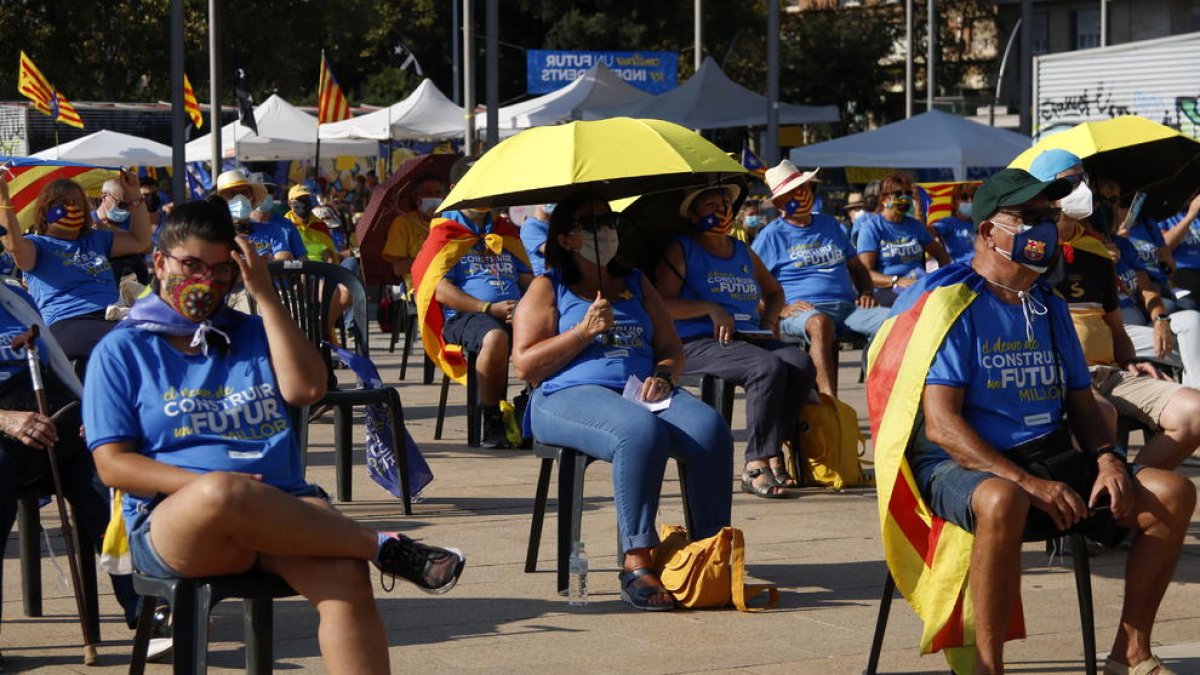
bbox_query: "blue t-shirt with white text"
[751,214,856,304]
[855,212,932,278]
[442,211,531,319]
[673,235,761,340]
[1158,211,1200,270]
[932,216,975,263]
[1126,217,1169,286]
[26,230,118,325]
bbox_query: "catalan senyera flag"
[866,263,1026,675]
[317,51,351,125]
[183,75,204,129]
[0,156,118,230]
[916,181,980,226]
[18,51,83,128]
[411,213,529,385]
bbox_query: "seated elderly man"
[869,169,1195,675]
[752,160,888,396]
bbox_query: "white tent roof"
[582,57,839,129]
[788,110,1033,180]
[494,63,652,132]
[32,129,173,167]
[318,79,464,141]
[185,94,377,162]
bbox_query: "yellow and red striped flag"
[916,181,980,225]
[317,51,351,125]
[18,51,84,128]
[0,158,118,230]
[183,75,204,129]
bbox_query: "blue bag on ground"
[330,344,433,499]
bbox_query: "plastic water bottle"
[568,541,589,607]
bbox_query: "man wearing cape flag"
[867,169,1194,675]
[412,158,532,449]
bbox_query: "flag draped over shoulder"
[317,52,351,125]
[183,75,204,129]
[866,264,1025,675]
[412,215,529,385]
[0,157,118,230]
[18,51,83,128]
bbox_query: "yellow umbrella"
[438,117,747,211]
[1009,115,1200,217]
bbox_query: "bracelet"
[1092,445,1126,462]
[480,301,492,314]
[1153,314,1171,322]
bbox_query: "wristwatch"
[653,371,675,389]
[1153,314,1171,322]
[1093,445,1127,462]
[889,275,900,288]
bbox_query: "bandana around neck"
[119,292,242,355]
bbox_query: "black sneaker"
[375,533,466,594]
[481,410,509,448]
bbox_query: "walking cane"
[11,325,98,665]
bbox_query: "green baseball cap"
[972,168,1072,226]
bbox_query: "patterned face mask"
[164,273,231,323]
[45,203,86,240]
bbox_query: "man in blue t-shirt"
[904,169,1194,675]
[518,204,554,277]
[755,161,887,395]
[855,173,949,306]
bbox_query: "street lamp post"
[209,0,222,175]
[905,0,914,118]
[462,0,475,153]
[765,0,780,165]
[170,0,186,201]
[485,0,498,149]
[695,0,703,72]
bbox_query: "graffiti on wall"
[1038,83,1200,139]
[0,107,27,156]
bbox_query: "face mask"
[291,201,312,219]
[696,211,733,235]
[45,203,86,240]
[419,197,442,215]
[107,206,130,223]
[784,188,815,218]
[886,195,913,214]
[227,195,252,222]
[744,215,762,229]
[577,228,620,267]
[255,194,274,214]
[993,219,1059,274]
[958,202,973,218]
[1058,181,1094,220]
[164,273,231,323]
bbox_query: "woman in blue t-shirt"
[655,186,816,498]
[1,174,152,362]
[1158,193,1200,301]
[85,199,464,673]
[856,173,950,305]
[513,192,733,612]
[931,182,978,263]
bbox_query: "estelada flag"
[317,51,351,125]
[866,263,1026,675]
[0,156,118,230]
[183,75,204,129]
[740,145,766,178]
[18,51,83,128]
[916,181,980,225]
[411,213,529,385]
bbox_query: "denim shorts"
[127,482,329,579]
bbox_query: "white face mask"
[1058,181,1093,220]
[577,228,619,267]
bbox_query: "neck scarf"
[119,292,242,355]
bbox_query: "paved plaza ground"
[3,334,1199,674]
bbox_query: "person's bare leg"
[1092,389,1118,440]
[477,328,510,406]
[327,285,352,340]
[805,312,838,396]
[969,478,1029,675]
[1106,468,1196,670]
[623,548,672,606]
[149,473,377,577]
[1134,389,1200,469]
[262,551,389,674]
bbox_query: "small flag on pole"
[740,145,766,178]
[233,66,258,135]
[183,75,204,129]
[317,51,351,125]
[18,51,84,128]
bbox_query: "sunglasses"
[886,190,915,198]
[162,251,239,283]
[995,207,1062,227]
[572,213,619,232]
[1061,173,1090,188]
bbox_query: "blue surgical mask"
[256,194,274,214]
[958,202,972,218]
[107,207,130,223]
[419,197,442,215]
[745,214,762,229]
[227,195,252,222]
[994,219,1058,274]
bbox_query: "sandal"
[1103,655,1176,675]
[741,466,788,499]
[618,568,675,612]
[771,458,798,488]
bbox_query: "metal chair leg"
[129,595,157,675]
[334,405,353,502]
[865,571,896,675]
[466,351,481,447]
[555,451,578,596]
[245,595,274,675]
[525,457,554,573]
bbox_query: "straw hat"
[214,169,267,205]
[765,160,820,200]
[678,184,743,217]
[845,192,865,209]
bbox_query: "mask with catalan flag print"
[45,203,86,240]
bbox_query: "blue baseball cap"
[1028,149,1083,182]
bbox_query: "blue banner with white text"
[526,50,677,95]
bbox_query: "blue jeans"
[779,299,890,343]
[531,385,733,552]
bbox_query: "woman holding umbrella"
[655,185,816,498]
[512,191,733,611]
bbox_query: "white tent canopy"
[493,63,652,132]
[582,57,839,130]
[319,79,464,141]
[185,94,377,162]
[32,129,173,167]
[787,110,1032,180]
